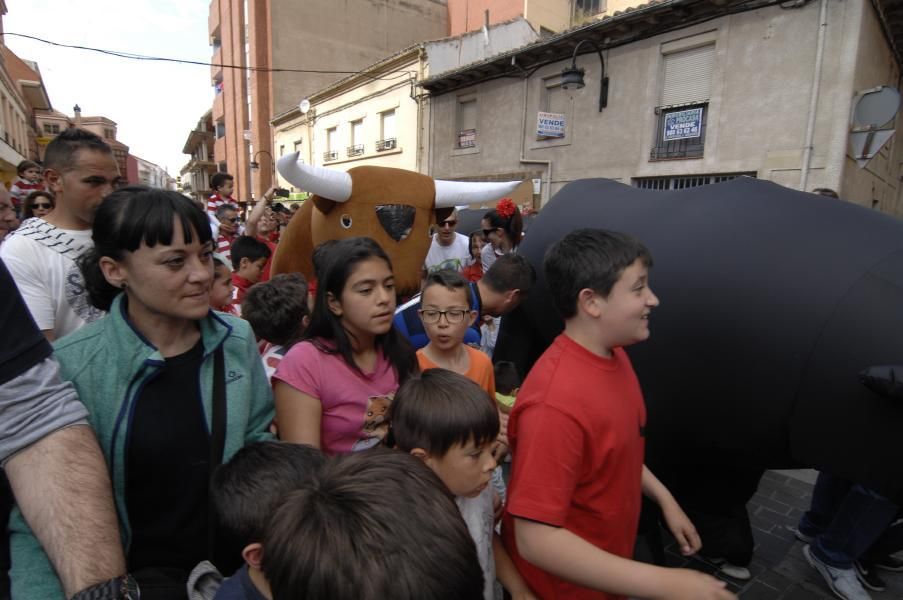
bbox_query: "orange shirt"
[417,345,496,401]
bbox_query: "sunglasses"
[482,228,496,237]
[225,217,240,223]
[439,220,458,228]
[33,203,52,209]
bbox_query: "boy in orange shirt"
[416,269,495,397]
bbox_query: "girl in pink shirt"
[273,237,418,454]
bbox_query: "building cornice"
[419,0,789,96]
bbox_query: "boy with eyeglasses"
[395,254,536,351]
[424,209,470,275]
[416,269,495,395]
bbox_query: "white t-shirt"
[1,218,105,338]
[456,486,497,600]
[425,232,470,274]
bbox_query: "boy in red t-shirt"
[501,228,735,600]
[229,235,272,307]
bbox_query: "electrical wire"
[1,32,417,81]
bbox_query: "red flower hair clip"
[496,198,517,219]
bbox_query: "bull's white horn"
[276,152,352,202]
[433,179,522,209]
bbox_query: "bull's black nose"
[375,205,415,242]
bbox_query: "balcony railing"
[375,138,396,152]
[457,129,476,148]
[323,150,338,162]
[347,144,365,157]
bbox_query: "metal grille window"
[381,110,396,141]
[651,103,707,160]
[652,44,715,160]
[457,95,477,148]
[632,172,756,190]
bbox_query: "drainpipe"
[416,46,426,174]
[519,76,552,206]
[799,0,828,191]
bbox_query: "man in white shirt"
[424,209,470,275]
[0,128,120,340]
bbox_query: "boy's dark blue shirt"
[214,564,267,600]
[393,281,482,350]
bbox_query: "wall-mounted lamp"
[561,39,609,112]
[249,150,274,171]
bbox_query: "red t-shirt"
[502,334,646,600]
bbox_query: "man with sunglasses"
[215,203,241,262]
[424,209,470,276]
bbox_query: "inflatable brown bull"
[272,152,520,296]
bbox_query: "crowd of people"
[0,127,897,600]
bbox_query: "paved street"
[660,470,903,599]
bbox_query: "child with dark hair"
[263,446,484,600]
[229,236,272,307]
[203,441,325,599]
[493,361,520,415]
[390,369,536,600]
[273,237,417,454]
[210,254,238,316]
[462,230,485,282]
[208,173,236,217]
[502,229,733,600]
[242,273,310,379]
[481,198,523,273]
[9,160,43,218]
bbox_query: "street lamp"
[249,150,274,171]
[561,39,609,112]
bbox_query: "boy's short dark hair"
[262,447,484,600]
[16,160,40,175]
[544,228,653,319]
[482,253,536,296]
[494,361,521,395]
[43,128,112,172]
[211,441,325,547]
[229,235,271,270]
[242,273,309,347]
[211,172,234,191]
[311,239,340,280]
[389,369,499,456]
[422,269,470,303]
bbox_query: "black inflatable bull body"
[495,177,903,503]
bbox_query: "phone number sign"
[663,108,703,142]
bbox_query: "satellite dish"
[852,86,900,128]
[299,99,311,114]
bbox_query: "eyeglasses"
[418,309,468,324]
[439,220,457,228]
[33,203,52,209]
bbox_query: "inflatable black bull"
[494,177,903,504]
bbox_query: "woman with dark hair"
[8,186,274,600]
[22,190,54,219]
[481,198,523,272]
[273,236,417,454]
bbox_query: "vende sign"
[663,108,703,142]
[536,111,566,138]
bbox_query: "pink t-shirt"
[273,339,399,455]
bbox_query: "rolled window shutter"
[661,44,715,106]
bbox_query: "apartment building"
[422,0,903,214]
[207,0,449,205]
